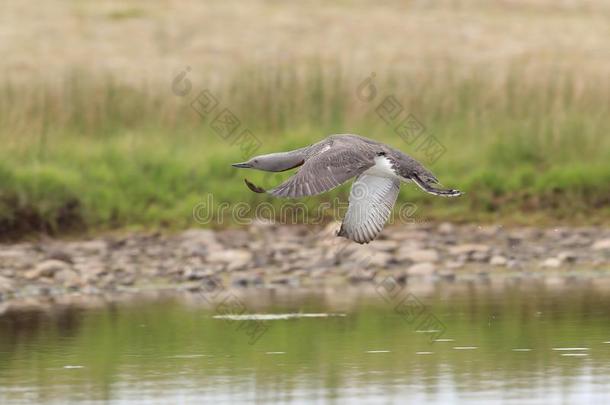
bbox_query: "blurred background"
[3,2,610,404]
[1,0,609,238]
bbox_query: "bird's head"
[231,158,256,169]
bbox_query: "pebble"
[541,258,562,268]
[398,249,440,263]
[0,224,608,303]
[26,259,72,279]
[54,269,83,288]
[592,239,610,251]
[407,262,437,276]
[370,240,399,252]
[448,244,491,256]
[490,255,508,266]
[0,276,15,295]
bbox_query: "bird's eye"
[377,152,386,156]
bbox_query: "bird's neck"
[257,147,309,172]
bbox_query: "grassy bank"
[0,62,609,238]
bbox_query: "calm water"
[2,279,610,404]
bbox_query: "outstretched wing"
[270,150,371,198]
[264,147,374,198]
[337,174,400,244]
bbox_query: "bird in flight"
[232,134,462,244]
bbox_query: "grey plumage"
[232,134,462,243]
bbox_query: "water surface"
[2,280,610,404]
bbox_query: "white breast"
[363,156,400,179]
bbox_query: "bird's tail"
[412,175,463,197]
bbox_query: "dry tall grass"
[0,0,609,236]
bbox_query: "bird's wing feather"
[269,147,374,198]
[337,174,400,244]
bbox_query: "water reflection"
[1,279,610,403]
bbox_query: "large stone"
[0,249,29,267]
[272,242,301,253]
[207,249,253,271]
[26,259,71,279]
[399,249,440,263]
[407,262,437,276]
[489,255,508,266]
[180,229,217,244]
[592,239,610,251]
[366,251,393,268]
[541,257,562,268]
[471,250,491,262]
[340,246,391,268]
[0,276,15,295]
[54,269,83,288]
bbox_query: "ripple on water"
[166,354,213,359]
[212,313,347,321]
[552,348,589,351]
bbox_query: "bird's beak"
[232,162,252,169]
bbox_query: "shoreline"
[1,222,610,308]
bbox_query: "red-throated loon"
[232,134,462,244]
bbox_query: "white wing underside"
[338,174,400,244]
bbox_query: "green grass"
[1,64,609,237]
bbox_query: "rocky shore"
[1,222,610,306]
